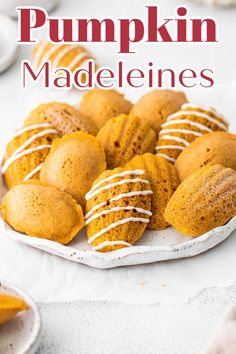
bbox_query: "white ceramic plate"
[0,13,18,73]
[1,215,236,269]
[0,281,41,354]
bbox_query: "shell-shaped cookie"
[25,102,97,136]
[126,154,179,230]
[175,132,236,181]
[32,41,96,76]
[2,123,59,189]
[0,295,28,326]
[40,131,106,209]
[1,180,84,244]
[156,104,229,164]
[85,167,153,252]
[164,164,236,236]
[130,89,188,136]
[97,114,156,169]
[80,89,133,129]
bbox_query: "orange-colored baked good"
[175,132,236,181]
[164,165,236,236]
[1,180,84,244]
[2,123,59,189]
[32,41,96,79]
[130,89,188,135]
[0,294,28,325]
[25,102,97,136]
[156,104,229,164]
[40,132,106,209]
[97,114,156,169]
[85,167,153,252]
[80,89,132,129]
[126,154,179,229]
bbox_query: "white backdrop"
[0,0,236,304]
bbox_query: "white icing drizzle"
[85,189,153,220]
[23,163,44,181]
[111,190,153,201]
[160,135,190,147]
[10,129,58,158]
[86,178,150,201]
[68,52,90,70]
[159,129,203,137]
[92,240,132,251]
[33,40,48,67]
[85,202,107,220]
[52,45,77,68]
[85,206,152,225]
[88,217,150,244]
[167,111,227,131]
[161,119,212,132]
[2,145,51,174]
[6,123,53,143]
[155,145,185,151]
[156,153,176,163]
[182,103,229,124]
[40,43,65,64]
[89,170,144,194]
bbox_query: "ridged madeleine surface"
[80,89,132,129]
[175,132,236,181]
[97,114,156,169]
[85,167,152,252]
[126,154,179,229]
[1,180,84,244]
[130,89,188,135]
[164,165,236,236]
[25,102,97,136]
[156,104,228,164]
[40,131,106,209]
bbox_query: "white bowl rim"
[0,279,41,354]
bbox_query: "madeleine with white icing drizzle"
[32,41,97,84]
[156,103,229,164]
[2,123,59,189]
[85,167,153,252]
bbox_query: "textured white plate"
[1,216,236,269]
[0,281,41,354]
[0,13,18,73]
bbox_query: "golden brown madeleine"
[97,114,156,169]
[164,165,236,236]
[40,132,106,209]
[32,41,97,83]
[130,89,188,136]
[0,294,28,325]
[25,102,97,136]
[1,180,84,244]
[2,123,59,189]
[175,132,236,181]
[126,154,179,230]
[156,104,229,164]
[85,167,153,252]
[80,89,133,129]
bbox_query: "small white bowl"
[0,280,41,354]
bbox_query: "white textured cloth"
[206,305,236,353]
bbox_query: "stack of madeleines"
[1,88,236,252]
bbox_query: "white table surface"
[0,0,236,353]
